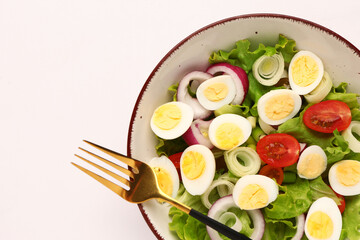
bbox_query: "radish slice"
[206,63,249,105]
[299,143,307,153]
[292,214,305,240]
[207,195,264,240]
[177,71,213,119]
[182,119,214,149]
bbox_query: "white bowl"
[127,13,360,240]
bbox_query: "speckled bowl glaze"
[127,13,360,240]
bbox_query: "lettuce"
[169,185,210,240]
[309,177,341,204]
[155,136,188,157]
[324,82,359,109]
[340,195,360,240]
[262,216,298,240]
[264,177,340,220]
[264,178,312,219]
[209,34,298,73]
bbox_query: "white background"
[1,0,360,239]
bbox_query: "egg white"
[328,160,360,196]
[297,145,327,180]
[196,75,236,110]
[288,50,324,95]
[180,144,216,196]
[148,156,180,198]
[305,197,342,240]
[232,175,279,210]
[150,101,194,140]
[208,114,252,150]
[257,89,302,126]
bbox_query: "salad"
[147,34,360,240]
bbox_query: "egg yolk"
[336,160,360,186]
[298,153,326,179]
[291,55,319,87]
[153,104,181,130]
[182,151,206,180]
[238,184,268,209]
[203,82,229,102]
[265,94,294,120]
[306,211,333,239]
[215,123,243,150]
[153,167,173,197]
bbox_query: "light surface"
[1,1,360,240]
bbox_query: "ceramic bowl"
[127,13,360,240]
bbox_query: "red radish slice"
[206,195,264,240]
[177,71,213,119]
[206,63,249,105]
[292,214,305,240]
[182,119,214,149]
[299,143,307,153]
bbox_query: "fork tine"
[78,147,134,179]
[71,162,127,198]
[83,140,136,168]
[74,154,130,188]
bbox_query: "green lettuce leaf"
[340,195,360,240]
[262,216,298,240]
[214,104,250,117]
[155,136,188,157]
[309,177,341,204]
[169,185,210,240]
[264,178,312,219]
[209,34,298,73]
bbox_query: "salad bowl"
[127,14,360,240]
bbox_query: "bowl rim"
[126,13,360,240]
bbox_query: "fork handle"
[189,209,251,240]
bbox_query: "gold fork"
[72,140,251,240]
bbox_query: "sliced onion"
[224,147,261,177]
[292,214,305,240]
[207,195,265,240]
[304,71,333,103]
[206,63,249,105]
[252,53,285,86]
[342,121,360,153]
[201,179,235,209]
[182,119,214,149]
[177,71,213,119]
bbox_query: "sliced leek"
[252,53,285,86]
[246,116,257,129]
[217,172,239,197]
[201,179,235,209]
[342,121,360,153]
[258,117,276,135]
[224,147,261,177]
[304,71,333,103]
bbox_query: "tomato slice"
[303,100,351,133]
[259,164,284,185]
[168,152,183,179]
[256,133,300,168]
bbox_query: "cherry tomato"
[303,100,351,133]
[259,164,284,185]
[256,133,300,168]
[168,152,183,179]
